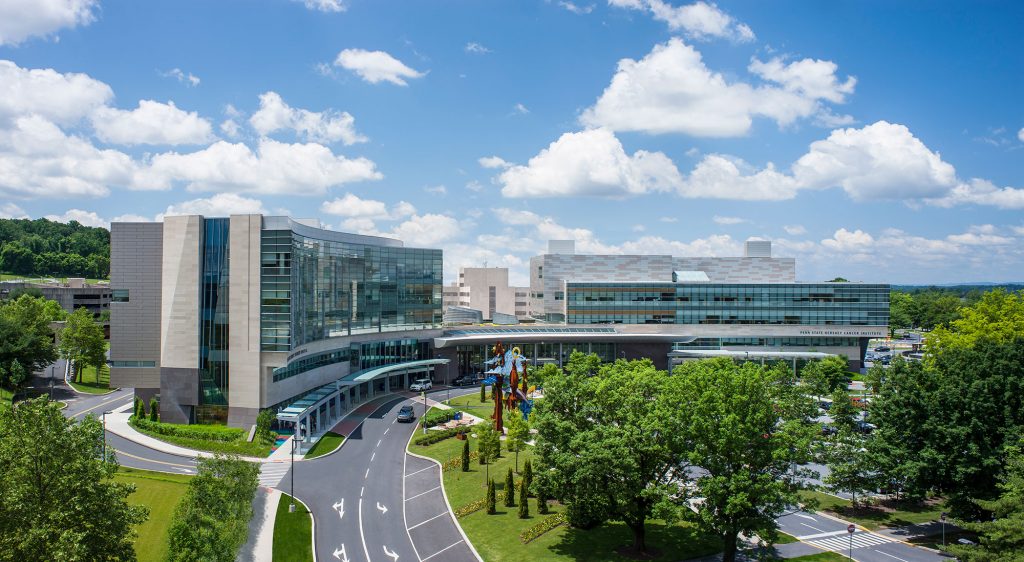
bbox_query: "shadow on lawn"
[545,520,721,562]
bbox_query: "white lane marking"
[808,532,892,551]
[404,466,432,478]
[875,550,910,562]
[377,439,382,447]
[334,499,345,520]
[404,486,441,502]
[371,452,376,462]
[796,530,852,540]
[421,540,465,562]
[795,513,819,521]
[406,512,448,531]
[383,545,399,561]
[365,468,370,479]
[333,544,350,561]
[800,522,826,533]
[384,428,390,435]
[360,486,364,497]
[377,502,388,515]
[392,418,397,425]
[358,498,371,562]
[77,394,132,418]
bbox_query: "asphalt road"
[778,509,945,562]
[287,390,477,562]
[54,372,198,475]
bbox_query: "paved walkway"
[236,487,281,562]
[103,407,265,463]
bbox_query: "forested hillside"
[0,218,110,279]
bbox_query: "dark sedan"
[397,405,415,423]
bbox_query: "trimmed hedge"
[420,409,455,429]
[519,512,567,544]
[132,416,244,442]
[412,427,466,446]
[129,416,271,457]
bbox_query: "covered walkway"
[275,359,450,453]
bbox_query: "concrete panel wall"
[110,222,163,389]
[227,215,263,427]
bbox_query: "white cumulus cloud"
[320,193,415,220]
[296,0,346,11]
[712,215,746,225]
[0,203,28,219]
[496,128,683,198]
[143,138,382,195]
[581,39,852,137]
[680,154,798,200]
[334,49,425,86]
[0,59,113,124]
[479,156,510,169]
[783,224,807,236]
[161,68,200,87]
[45,208,108,228]
[465,42,491,54]
[160,193,268,219]
[608,0,754,42]
[91,100,215,145]
[249,91,366,145]
[0,0,97,46]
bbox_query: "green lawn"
[273,494,314,562]
[799,490,946,530]
[114,467,192,562]
[0,387,11,408]
[445,394,496,421]
[776,532,799,544]
[786,553,851,562]
[304,431,344,459]
[410,428,722,561]
[70,362,113,394]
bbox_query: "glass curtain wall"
[198,218,230,420]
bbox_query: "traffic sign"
[847,524,856,533]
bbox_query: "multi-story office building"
[443,267,529,322]
[0,278,111,317]
[446,239,890,370]
[111,215,444,430]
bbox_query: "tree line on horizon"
[0,218,110,279]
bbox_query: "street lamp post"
[49,363,55,399]
[941,512,947,548]
[101,410,111,462]
[446,361,451,405]
[289,435,296,513]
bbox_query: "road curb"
[300,393,409,463]
[405,430,484,562]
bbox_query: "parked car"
[819,400,832,411]
[409,378,432,391]
[397,405,415,423]
[451,375,476,386]
[874,346,890,352]
[854,420,876,434]
[821,424,838,437]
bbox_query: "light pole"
[289,436,296,513]
[101,410,111,462]
[446,361,451,405]
[49,363,55,399]
[940,512,947,548]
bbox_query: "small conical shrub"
[149,398,159,422]
[134,397,144,419]
[537,487,549,514]
[480,382,486,403]
[523,459,533,494]
[518,479,529,519]
[504,467,515,507]
[461,439,470,472]
[486,479,496,514]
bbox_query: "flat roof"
[669,350,832,360]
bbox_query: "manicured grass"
[799,490,946,530]
[273,494,314,562]
[114,467,192,562]
[70,362,113,394]
[786,553,851,562]
[411,428,722,561]
[304,431,344,459]
[445,394,495,421]
[129,417,273,457]
[776,532,799,544]
[0,386,12,408]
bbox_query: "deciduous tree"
[948,444,1024,561]
[506,412,529,472]
[675,358,817,562]
[0,397,147,560]
[59,307,106,383]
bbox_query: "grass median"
[114,467,192,562]
[273,494,314,562]
[304,431,344,459]
[799,490,946,530]
[409,424,721,561]
[69,362,114,394]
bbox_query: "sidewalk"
[236,487,281,562]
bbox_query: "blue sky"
[1,0,1022,285]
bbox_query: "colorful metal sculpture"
[482,340,532,432]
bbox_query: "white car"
[409,378,432,391]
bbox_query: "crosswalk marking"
[806,531,892,551]
[259,462,290,488]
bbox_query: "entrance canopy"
[669,350,832,360]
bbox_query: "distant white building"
[443,267,529,322]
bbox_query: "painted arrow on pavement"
[333,544,349,562]
[376,502,388,515]
[383,545,399,561]
[334,498,345,519]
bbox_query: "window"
[112,289,129,303]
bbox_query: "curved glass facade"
[260,225,443,352]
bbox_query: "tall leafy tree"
[824,431,875,506]
[801,355,851,396]
[675,358,816,562]
[533,353,690,554]
[0,397,147,560]
[829,388,859,433]
[505,412,529,472]
[889,290,914,334]
[59,307,106,383]
[0,295,59,386]
[927,290,1024,359]
[948,444,1024,561]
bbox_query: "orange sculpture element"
[486,341,530,433]
[491,342,505,433]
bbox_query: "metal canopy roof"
[669,349,832,360]
[340,358,450,383]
